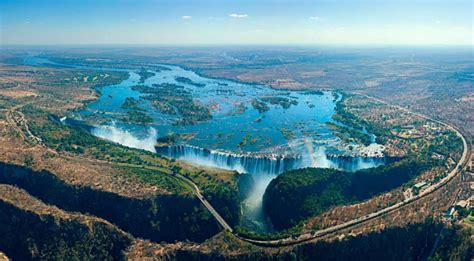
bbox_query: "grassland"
[0,49,469,259]
[0,54,242,250]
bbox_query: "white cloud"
[309,16,320,21]
[229,13,248,18]
[435,20,441,24]
[181,15,192,19]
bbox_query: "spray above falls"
[157,144,385,176]
[65,61,387,233]
[91,124,158,153]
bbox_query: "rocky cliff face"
[129,221,462,261]
[0,163,220,243]
[0,185,132,260]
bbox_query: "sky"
[0,0,472,45]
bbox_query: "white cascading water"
[91,124,158,153]
[160,145,301,175]
[87,123,385,232]
[158,144,385,232]
[160,144,384,175]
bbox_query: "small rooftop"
[414,181,428,189]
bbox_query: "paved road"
[192,93,471,247]
[10,93,470,247]
[174,173,234,232]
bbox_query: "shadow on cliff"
[0,162,220,243]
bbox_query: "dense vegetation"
[22,106,242,227]
[331,93,389,145]
[24,106,164,166]
[133,84,212,125]
[260,96,298,109]
[251,98,269,113]
[0,163,219,243]
[0,194,132,261]
[119,96,154,124]
[250,96,300,113]
[175,76,206,87]
[327,122,373,146]
[264,168,350,230]
[121,97,141,110]
[332,94,370,132]
[124,109,154,124]
[263,157,430,230]
[137,68,155,83]
[179,167,241,226]
[177,220,472,261]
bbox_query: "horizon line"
[1,43,473,48]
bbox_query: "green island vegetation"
[121,97,141,110]
[20,105,242,226]
[260,96,298,109]
[155,133,195,146]
[332,94,371,134]
[253,100,464,236]
[304,90,324,95]
[137,68,155,83]
[124,110,153,124]
[238,134,250,147]
[326,122,372,146]
[250,96,297,114]
[280,127,296,140]
[175,76,206,87]
[331,93,402,146]
[133,84,212,125]
[120,97,154,124]
[251,98,270,113]
[227,102,247,116]
[235,134,258,148]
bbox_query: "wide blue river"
[24,55,385,232]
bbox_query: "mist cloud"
[91,124,157,152]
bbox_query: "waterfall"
[158,144,386,233]
[156,145,302,175]
[158,144,385,175]
[326,155,386,172]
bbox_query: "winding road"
[7,93,471,248]
[186,93,471,247]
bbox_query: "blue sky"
[1,0,472,45]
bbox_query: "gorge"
[25,55,386,232]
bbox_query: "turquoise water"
[80,64,341,156]
[24,55,384,233]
